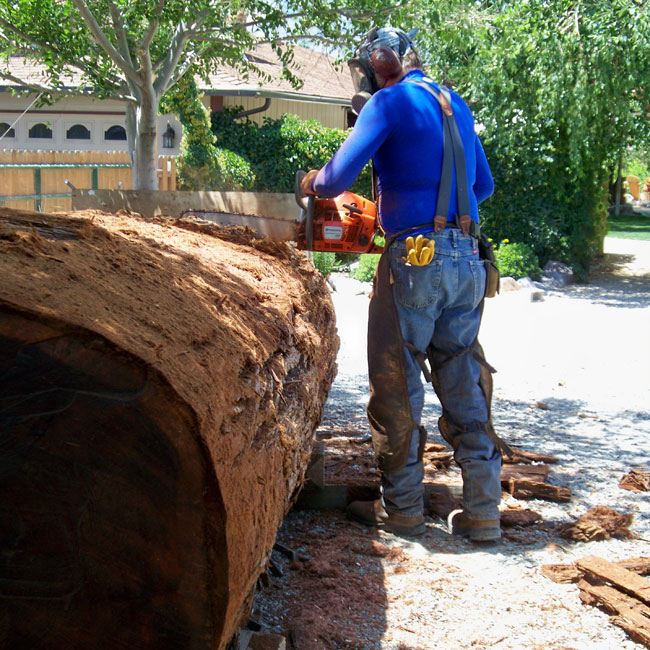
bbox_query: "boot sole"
[384,520,426,537]
[448,509,501,542]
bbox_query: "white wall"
[0,94,182,155]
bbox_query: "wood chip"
[427,490,462,519]
[541,564,583,584]
[542,557,650,584]
[619,469,650,492]
[507,478,571,502]
[619,557,650,577]
[425,443,448,453]
[501,464,551,483]
[557,506,634,541]
[500,505,542,528]
[503,448,559,465]
[576,556,650,606]
[578,578,650,646]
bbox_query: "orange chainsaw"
[179,171,384,255]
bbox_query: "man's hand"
[299,169,319,196]
[402,234,435,266]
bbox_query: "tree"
[159,74,256,191]
[417,0,650,269]
[0,0,404,189]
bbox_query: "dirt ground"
[250,237,650,649]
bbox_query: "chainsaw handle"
[295,170,315,250]
[295,170,309,211]
[302,195,315,250]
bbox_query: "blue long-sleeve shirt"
[313,69,494,238]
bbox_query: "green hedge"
[478,138,607,277]
[211,109,372,196]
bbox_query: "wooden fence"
[0,150,177,213]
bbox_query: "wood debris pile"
[620,469,650,492]
[557,506,636,542]
[542,555,650,647]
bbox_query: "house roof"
[1,44,354,106]
[203,43,354,105]
[0,57,86,89]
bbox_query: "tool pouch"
[478,232,500,298]
[366,246,424,473]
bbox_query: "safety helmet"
[348,27,419,115]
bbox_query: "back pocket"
[392,259,443,309]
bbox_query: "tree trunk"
[0,207,339,649]
[130,89,159,190]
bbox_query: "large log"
[0,207,339,649]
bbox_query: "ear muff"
[370,46,403,83]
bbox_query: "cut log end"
[1,312,228,649]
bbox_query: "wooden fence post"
[33,168,42,212]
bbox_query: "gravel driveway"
[252,236,650,650]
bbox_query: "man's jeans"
[381,228,502,520]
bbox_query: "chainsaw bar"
[179,210,298,242]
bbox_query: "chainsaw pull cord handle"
[342,203,363,215]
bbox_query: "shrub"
[176,147,256,191]
[213,149,256,191]
[353,254,380,282]
[211,109,372,196]
[312,252,337,277]
[478,125,608,274]
[494,240,542,280]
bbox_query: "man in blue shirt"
[301,27,502,542]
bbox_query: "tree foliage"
[416,0,650,270]
[0,0,407,188]
[159,75,255,190]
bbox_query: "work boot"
[346,499,426,537]
[447,509,501,542]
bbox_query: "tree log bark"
[506,478,571,502]
[0,207,339,649]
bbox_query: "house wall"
[211,96,349,131]
[0,91,349,159]
[0,94,182,155]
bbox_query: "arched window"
[66,124,91,140]
[104,125,127,141]
[0,122,15,138]
[29,123,52,139]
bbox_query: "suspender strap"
[436,114,454,226]
[407,79,472,235]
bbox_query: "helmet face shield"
[347,26,419,115]
[348,59,376,95]
[348,58,378,115]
